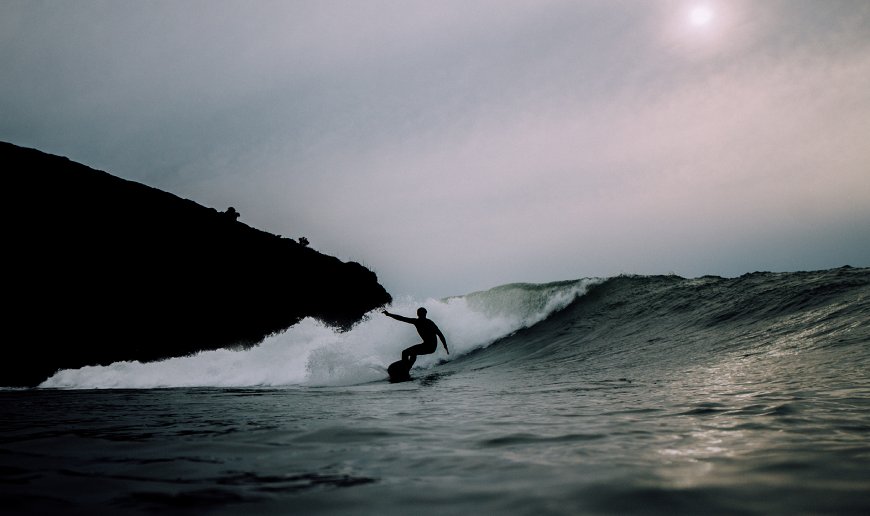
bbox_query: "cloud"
[1,0,868,297]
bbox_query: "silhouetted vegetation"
[2,142,392,387]
[223,206,240,221]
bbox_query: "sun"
[664,2,733,58]
[689,5,714,27]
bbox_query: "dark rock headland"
[2,142,392,387]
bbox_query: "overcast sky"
[2,0,869,298]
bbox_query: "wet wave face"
[38,267,868,390]
[8,266,870,514]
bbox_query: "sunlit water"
[2,268,869,514]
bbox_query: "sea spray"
[39,279,599,389]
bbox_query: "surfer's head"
[417,307,427,318]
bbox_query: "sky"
[2,0,869,298]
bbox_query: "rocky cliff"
[2,142,392,387]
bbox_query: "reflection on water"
[648,340,870,495]
[2,349,869,516]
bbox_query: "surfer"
[383,307,449,367]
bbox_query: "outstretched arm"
[436,327,449,354]
[382,310,416,324]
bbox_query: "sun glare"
[664,1,739,58]
[689,6,714,27]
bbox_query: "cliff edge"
[2,142,392,387]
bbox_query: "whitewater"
[39,279,596,389]
[2,266,869,515]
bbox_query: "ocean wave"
[39,279,600,389]
[39,267,869,389]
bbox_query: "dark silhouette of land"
[2,142,392,387]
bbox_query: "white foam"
[39,279,600,389]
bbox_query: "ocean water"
[2,267,869,515]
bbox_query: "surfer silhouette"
[383,307,449,367]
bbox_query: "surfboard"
[387,359,412,383]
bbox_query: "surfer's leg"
[402,343,426,367]
[403,342,437,367]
